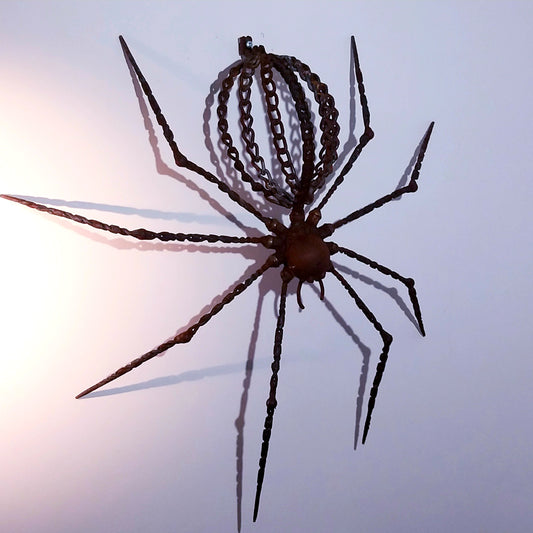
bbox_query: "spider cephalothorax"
[268,208,332,308]
[2,35,434,523]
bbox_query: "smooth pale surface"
[1,2,532,532]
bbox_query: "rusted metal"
[1,35,434,524]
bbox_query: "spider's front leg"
[330,266,392,444]
[253,277,289,522]
[75,255,278,398]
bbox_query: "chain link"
[218,41,342,210]
[258,57,299,197]
[217,59,293,207]
[284,56,340,195]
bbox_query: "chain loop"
[218,42,341,209]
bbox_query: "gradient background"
[1,2,532,532]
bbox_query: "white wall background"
[1,2,532,532]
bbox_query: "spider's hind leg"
[317,36,374,212]
[331,266,392,444]
[324,121,435,234]
[118,36,277,231]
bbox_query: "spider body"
[2,35,434,523]
[267,208,332,305]
[283,217,331,283]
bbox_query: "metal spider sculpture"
[2,35,434,521]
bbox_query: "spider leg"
[118,36,280,233]
[0,195,267,245]
[75,255,278,398]
[330,267,392,444]
[253,278,288,522]
[316,36,374,212]
[321,121,435,236]
[335,245,425,335]
[296,279,305,309]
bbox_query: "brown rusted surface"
[1,35,435,524]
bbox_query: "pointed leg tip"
[75,387,93,399]
[362,421,370,444]
[118,35,128,52]
[253,488,262,521]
